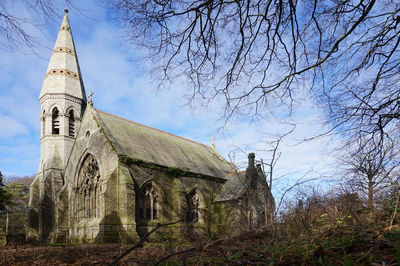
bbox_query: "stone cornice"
[39,93,86,104]
[43,112,82,120]
[41,134,76,142]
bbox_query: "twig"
[108,220,183,265]
[155,247,196,265]
[201,238,226,252]
[196,238,227,265]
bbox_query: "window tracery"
[78,154,100,219]
[186,190,200,223]
[138,184,158,220]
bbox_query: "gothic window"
[138,183,158,220]
[52,107,60,134]
[68,109,75,137]
[186,190,200,223]
[78,154,100,219]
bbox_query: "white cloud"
[0,115,29,138]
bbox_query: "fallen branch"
[155,247,196,265]
[108,220,183,265]
[196,238,228,264]
[201,238,227,252]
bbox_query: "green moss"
[0,230,6,247]
[168,178,182,220]
[153,229,181,241]
[92,112,118,153]
[118,154,220,181]
[205,203,234,238]
[100,127,118,152]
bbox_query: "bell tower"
[28,9,87,241]
[39,9,87,167]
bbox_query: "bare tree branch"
[109,0,400,146]
[0,0,74,50]
[155,247,196,265]
[340,137,399,209]
[108,220,183,265]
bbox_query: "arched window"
[52,107,60,134]
[186,190,200,223]
[138,183,158,220]
[78,155,100,219]
[68,109,75,137]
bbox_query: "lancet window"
[78,154,100,219]
[68,109,75,137]
[138,183,158,220]
[52,107,60,134]
[186,190,200,223]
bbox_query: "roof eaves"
[118,153,227,182]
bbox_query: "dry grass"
[1,226,399,265]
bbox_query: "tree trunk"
[5,209,9,236]
[368,176,374,209]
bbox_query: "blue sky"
[0,1,340,196]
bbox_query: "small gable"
[214,172,248,202]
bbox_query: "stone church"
[27,10,274,243]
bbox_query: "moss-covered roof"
[214,171,248,202]
[94,109,235,178]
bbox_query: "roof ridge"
[226,170,246,176]
[95,109,211,149]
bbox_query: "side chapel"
[27,10,275,243]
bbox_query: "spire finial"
[88,91,94,106]
[64,8,69,14]
[211,136,215,148]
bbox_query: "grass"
[1,226,399,265]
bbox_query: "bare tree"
[341,138,399,209]
[109,0,400,142]
[0,0,73,50]
[261,125,296,190]
[280,186,366,236]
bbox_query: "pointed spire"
[40,10,86,102]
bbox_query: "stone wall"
[46,108,275,244]
[122,158,225,241]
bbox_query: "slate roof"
[94,109,236,178]
[214,171,248,202]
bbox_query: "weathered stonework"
[27,10,275,244]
